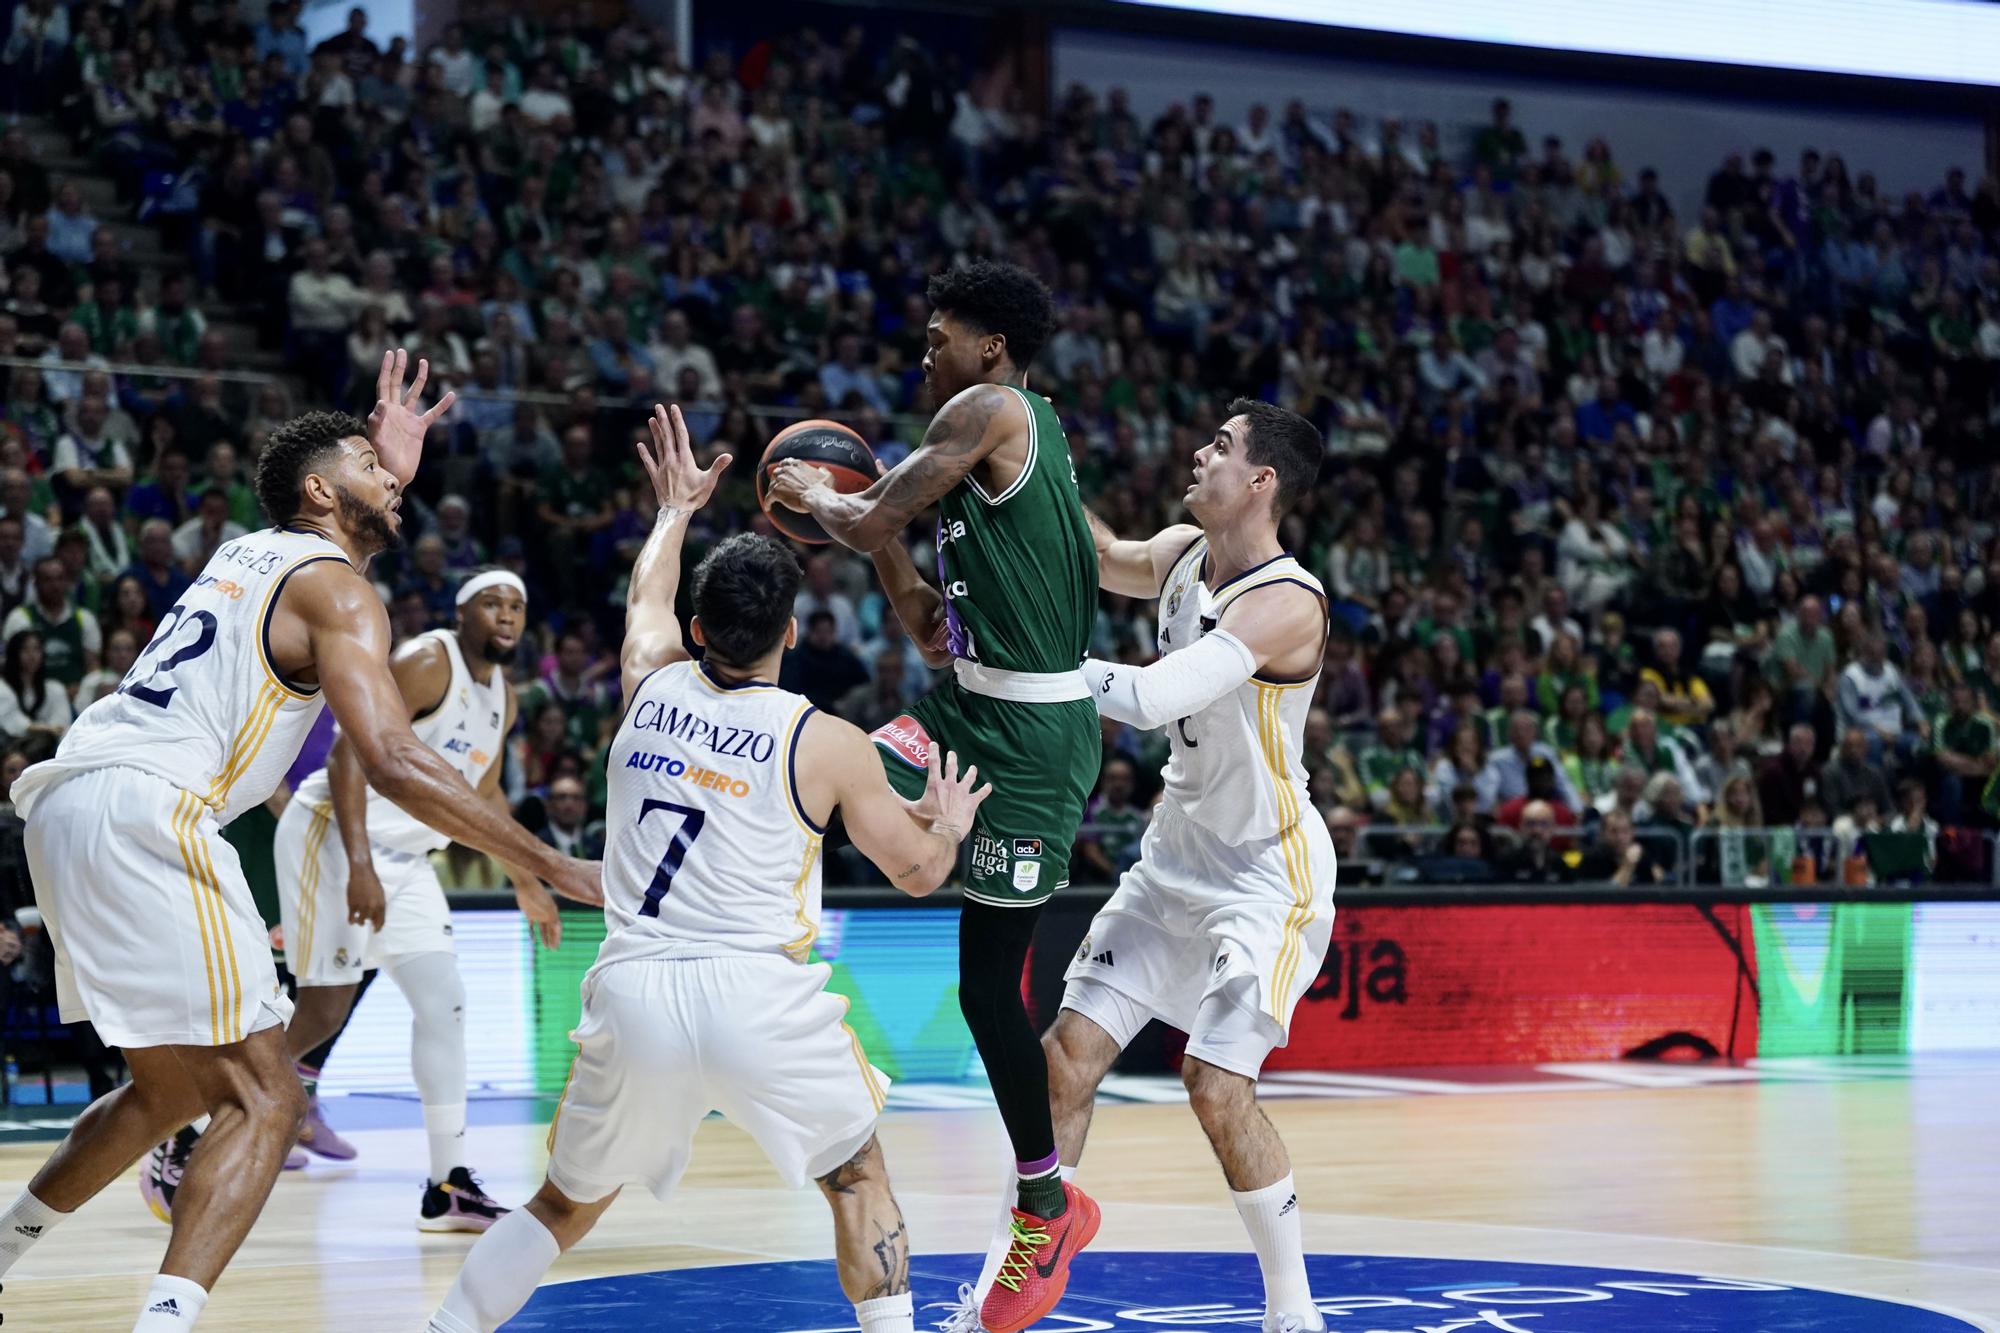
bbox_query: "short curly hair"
[254,411,367,526]
[693,533,803,668]
[926,260,1056,372]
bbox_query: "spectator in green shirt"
[1933,680,1997,824]
[535,423,616,582]
[1356,708,1426,812]
[196,440,261,531]
[1767,594,1837,724]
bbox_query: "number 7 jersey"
[591,660,826,972]
[14,527,350,827]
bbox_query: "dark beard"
[334,483,400,555]
[479,637,511,665]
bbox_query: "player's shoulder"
[940,381,1026,434]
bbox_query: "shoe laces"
[990,1215,1053,1294]
[921,1282,988,1332]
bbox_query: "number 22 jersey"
[15,528,348,826]
[591,659,827,973]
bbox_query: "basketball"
[755,418,879,545]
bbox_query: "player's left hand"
[367,348,456,488]
[637,403,731,512]
[767,459,833,512]
[515,882,561,950]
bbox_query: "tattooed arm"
[766,382,1013,553]
[871,539,952,669]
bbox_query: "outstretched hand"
[907,745,991,841]
[637,404,732,513]
[367,348,455,488]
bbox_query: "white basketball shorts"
[545,954,889,1204]
[22,765,293,1048]
[1062,809,1336,1079]
[275,797,455,985]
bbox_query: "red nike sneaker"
[979,1182,1102,1333]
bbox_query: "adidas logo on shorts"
[1091,950,1114,966]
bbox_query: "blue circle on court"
[504,1250,1982,1330]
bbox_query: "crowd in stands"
[2,5,2000,893]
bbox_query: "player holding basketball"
[0,353,600,1332]
[426,405,989,1333]
[768,260,1103,1332]
[1051,400,1335,1333]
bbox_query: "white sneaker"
[1264,1314,1327,1333]
[924,1282,990,1332]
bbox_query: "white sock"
[131,1273,208,1331]
[972,1164,1078,1302]
[189,1115,211,1134]
[424,1103,468,1182]
[0,1189,65,1277]
[431,1205,560,1332]
[1232,1173,1314,1320]
[855,1291,914,1332]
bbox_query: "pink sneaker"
[417,1167,509,1233]
[296,1095,359,1161]
[139,1126,199,1223]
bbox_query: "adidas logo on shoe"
[1279,1193,1297,1217]
[1091,950,1114,966]
[147,1297,183,1315]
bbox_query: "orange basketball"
[755,419,879,545]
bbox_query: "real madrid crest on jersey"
[1166,583,1184,618]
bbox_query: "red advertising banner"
[1266,903,1761,1068]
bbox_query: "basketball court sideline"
[5,1058,1998,1330]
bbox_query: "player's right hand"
[551,857,605,908]
[638,403,731,513]
[921,747,992,843]
[347,862,388,932]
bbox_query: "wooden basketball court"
[5,1059,1998,1330]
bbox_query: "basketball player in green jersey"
[768,260,1102,1332]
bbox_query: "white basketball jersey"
[591,660,824,972]
[1154,537,1327,844]
[15,527,348,826]
[293,630,508,854]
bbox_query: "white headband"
[456,570,528,608]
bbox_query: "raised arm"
[802,714,989,896]
[1087,507,1202,599]
[766,382,1014,553]
[1081,581,1325,730]
[621,403,732,701]
[292,564,600,906]
[365,348,456,489]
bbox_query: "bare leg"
[285,982,360,1062]
[523,1178,619,1250]
[1182,1056,1289,1192]
[816,1136,909,1305]
[1042,1010,1124,1168]
[25,1046,205,1212]
[157,1025,308,1286]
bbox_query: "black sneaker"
[417,1166,510,1232]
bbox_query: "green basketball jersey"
[935,385,1097,674]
